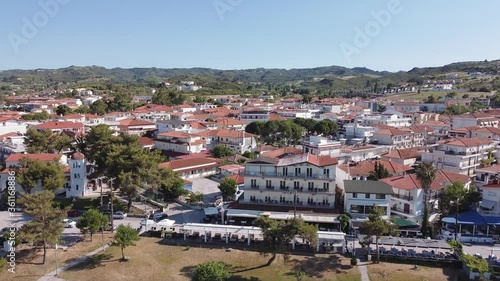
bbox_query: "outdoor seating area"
[360,235,458,261]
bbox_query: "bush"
[0,257,6,272]
[192,261,231,281]
[351,256,358,266]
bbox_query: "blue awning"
[442,210,487,225]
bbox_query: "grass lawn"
[388,91,492,102]
[58,237,361,281]
[367,262,467,281]
[0,233,116,281]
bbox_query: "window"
[294,181,300,189]
[323,169,329,176]
[295,168,301,176]
[365,193,370,199]
[323,182,329,190]
[306,168,312,177]
[376,194,386,199]
[350,205,362,213]
[282,167,288,176]
[308,182,314,190]
[352,193,358,198]
[251,179,257,187]
[76,185,79,190]
[74,173,77,179]
[266,180,272,187]
[280,181,286,188]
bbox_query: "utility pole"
[108,177,116,231]
[55,243,59,276]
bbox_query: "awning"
[480,200,496,210]
[393,217,419,227]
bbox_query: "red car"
[67,209,80,217]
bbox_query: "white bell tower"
[68,152,88,198]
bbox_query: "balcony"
[244,171,335,181]
[391,206,412,215]
[246,198,332,208]
[444,150,479,156]
[392,194,414,201]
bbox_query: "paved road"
[358,263,370,281]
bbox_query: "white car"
[63,219,77,228]
[113,211,127,219]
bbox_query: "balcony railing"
[246,198,332,208]
[244,171,334,181]
[444,150,479,156]
[391,206,412,215]
[243,185,331,193]
[392,194,414,201]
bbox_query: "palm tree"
[415,162,437,238]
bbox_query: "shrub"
[0,257,6,272]
[192,261,231,281]
[351,256,358,266]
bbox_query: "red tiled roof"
[444,137,492,147]
[138,137,155,146]
[226,174,244,185]
[380,170,471,191]
[261,147,303,158]
[382,147,423,160]
[374,127,412,136]
[118,118,156,127]
[35,121,84,130]
[158,157,219,171]
[5,153,62,163]
[338,160,413,176]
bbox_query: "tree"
[25,128,74,154]
[415,162,437,238]
[107,93,133,112]
[55,105,73,116]
[193,96,206,103]
[76,209,108,241]
[313,119,338,136]
[359,205,395,263]
[84,124,116,175]
[254,217,317,265]
[368,161,390,180]
[73,106,91,114]
[192,261,231,281]
[114,224,140,261]
[15,158,66,194]
[186,192,204,205]
[462,94,470,99]
[427,95,436,103]
[157,168,188,200]
[302,94,312,104]
[242,151,256,159]
[446,92,457,98]
[218,178,237,201]
[211,145,233,158]
[440,181,480,215]
[19,191,67,264]
[338,213,351,233]
[89,99,107,115]
[21,111,51,121]
[152,89,186,106]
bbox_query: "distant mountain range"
[1,60,499,92]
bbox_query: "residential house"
[117,118,156,136]
[155,131,205,154]
[372,127,424,148]
[302,136,342,157]
[381,147,422,166]
[0,117,27,135]
[158,157,219,179]
[452,113,499,130]
[344,180,393,219]
[381,170,470,220]
[33,121,85,134]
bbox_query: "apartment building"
[421,138,495,177]
[361,113,412,128]
[117,118,156,136]
[241,153,338,210]
[302,135,342,157]
[0,117,27,135]
[155,131,205,154]
[452,112,499,130]
[372,127,424,148]
[239,108,271,124]
[381,170,470,220]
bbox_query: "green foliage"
[293,269,306,281]
[25,128,73,153]
[76,209,108,241]
[0,257,6,272]
[246,120,304,146]
[368,161,390,180]
[186,192,204,204]
[439,181,468,215]
[192,261,231,281]
[462,254,490,274]
[211,145,233,158]
[114,224,140,260]
[254,217,317,263]
[427,95,436,103]
[338,213,351,233]
[446,92,457,98]
[157,168,187,200]
[359,205,396,263]
[20,111,51,121]
[55,105,73,116]
[193,96,206,103]
[350,256,358,266]
[445,105,469,115]
[462,94,470,99]
[73,106,91,114]
[448,240,462,250]
[89,99,107,115]
[416,162,436,238]
[107,93,133,112]
[218,178,237,201]
[152,88,186,106]
[19,191,67,264]
[15,158,66,194]
[242,151,256,159]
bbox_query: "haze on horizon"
[1,0,499,72]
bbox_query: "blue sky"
[1,0,499,71]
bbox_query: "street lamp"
[452,199,460,241]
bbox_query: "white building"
[452,113,499,130]
[344,180,393,219]
[0,118,27,135]
[241,153,338,210]
[421,138,495,177]
[302,136,342,157]
[372,127,424,148]
[239,109,271,124]
[67,152,91,197]
[344,123,375,140]
[361,113,412,128]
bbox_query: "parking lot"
[190,177,221,203]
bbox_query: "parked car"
[113,211,127,219]
[152,213,168,222]
[67,209,80,217]
[63,219,77,228]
